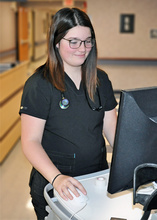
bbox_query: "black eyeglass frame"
[62,37,95,49]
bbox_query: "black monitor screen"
[107,87,157,194]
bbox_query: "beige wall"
[0,2,17,62]
[87,0,157,91]
[0,2,16,52]
[33,10,47,60]
[87,0,157,59]
[98,60,157,90]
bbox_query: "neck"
[64,65,82,90]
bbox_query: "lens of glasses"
[85,38,95,48]
[70,38,94,49]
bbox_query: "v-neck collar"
[65,72,84,95]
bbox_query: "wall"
[33,9,47,60]
[97,60,157,90]
[0,2,17,62]
[0,2,49,62]
[87,0,157,59]
[87,0,157,91]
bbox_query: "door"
[18,6,29,61]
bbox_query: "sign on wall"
[120,14,135,33]
[63,0,74,6]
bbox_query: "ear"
[56,43,59,49]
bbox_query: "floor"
[0,57,157,220]
[0,140,36,220]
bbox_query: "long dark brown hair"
[44,7,98,101]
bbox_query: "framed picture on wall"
[120,14,135,33]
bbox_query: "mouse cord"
[69,204,87,220]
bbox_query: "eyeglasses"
[63,37,95,49]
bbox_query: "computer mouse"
[54,188,88,215]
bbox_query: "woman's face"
[57,26,92,70]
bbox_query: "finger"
[57,185,73,201]
[69,178,87,195]
[66,182,80,198]
[57,180,76,200]
[54,176,87,200]
[58,180,82,200]
[63,188,76,200]
[58,189,69,201]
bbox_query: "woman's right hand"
[53,174,87,200]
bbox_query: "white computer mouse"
[54,188,88,215]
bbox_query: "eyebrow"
[66,36,92,40]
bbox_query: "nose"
[78,41,86,51]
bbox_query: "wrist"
[52,173,62,186]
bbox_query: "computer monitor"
[107,87,157,194]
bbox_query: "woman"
[20,7,117,219]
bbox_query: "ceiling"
[19,0,86,11]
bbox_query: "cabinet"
[0,61,29,163]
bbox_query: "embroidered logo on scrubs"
[20,106,28,110]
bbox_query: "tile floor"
[0,140,36,220]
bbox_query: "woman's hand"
[53,174,87,200]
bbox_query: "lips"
[75,53,86,58]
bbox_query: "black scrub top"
[20,65,117,177]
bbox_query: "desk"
[44,169,156,220]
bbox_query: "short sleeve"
[19,72,52,120]
[97,69,117,111]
